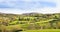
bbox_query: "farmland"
[0,13,60,32]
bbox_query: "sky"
[0,0,60,14]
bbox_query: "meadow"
[22,29,60,32]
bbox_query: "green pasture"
[22,29,60,32]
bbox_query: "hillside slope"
[0,12,60,32]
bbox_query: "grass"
[22,29,60,32]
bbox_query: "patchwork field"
[0,13,60,32]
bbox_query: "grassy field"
[22,29,60,32]
[0,13,60,32]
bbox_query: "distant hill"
[0,12,60,23]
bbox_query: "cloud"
[0,0,56,10]
[0,0,60,14]
[0,9,34,14]
[0,7,60,14]
[34,7,60,14]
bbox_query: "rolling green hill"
[0,12,60,32]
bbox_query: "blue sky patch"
[0,0,56,10]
